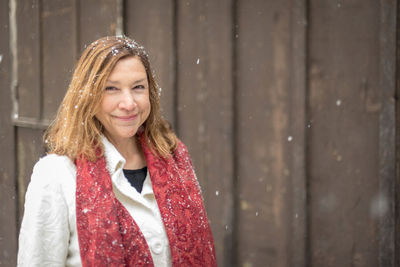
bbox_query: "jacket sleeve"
[17,156,70,267]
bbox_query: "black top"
[123,167,147,193]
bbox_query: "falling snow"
[370,194,388,218]
[111,47,119,56]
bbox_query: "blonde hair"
[44,36,177,161]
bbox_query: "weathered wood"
[176,0,234,266]
[41,0,76,120]
[235,1,295,266]
[396,3,400,266]
[16,128,46,225]
[125,0,176,127]
[17,0,41,119]
[0,0,17,265]
[308,1,381,266]
[78,0,118,52]
[378,0,397,266]
[288,0,307,266]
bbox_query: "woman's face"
[95,56,151,143]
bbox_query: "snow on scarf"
[76,135,217,266]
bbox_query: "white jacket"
[18,136,172,267]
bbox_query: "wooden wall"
[0,0,398,266]
[0,0,17,265]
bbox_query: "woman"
[18,36,216,267]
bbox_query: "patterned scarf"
[76,135,217,266]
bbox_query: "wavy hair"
[44,36,177,161]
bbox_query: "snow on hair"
[44,36,177,161]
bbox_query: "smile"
[113,114,138,121]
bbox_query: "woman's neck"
[105,135,147,169]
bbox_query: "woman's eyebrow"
[106,78,147,85]
[132,78,147,85]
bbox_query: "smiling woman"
[17,36,217,267]
[42,36,175,163]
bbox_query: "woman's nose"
[119,91,136,110]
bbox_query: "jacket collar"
[101,135,153,197]
[101,135,126,176]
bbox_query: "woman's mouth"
[114,114,138,121]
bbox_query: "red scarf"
[76,136,217,266]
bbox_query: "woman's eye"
[105,86,117,91]
[134,85,145,90]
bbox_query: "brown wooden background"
[0,0,398,266]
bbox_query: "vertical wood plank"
[78,0,118,51]
[378,0,397,266]
[308,1,381,266]
[288,0,307,266]
[16,0,41,119]
[0,0,17,265]
[395,3,400,266]
[125,0,176,126]
[41,0,76,120]
[236,1,294,266]
[176,0,234,265]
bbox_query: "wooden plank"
[41,0,76,120]
[176,0,234,265]
[16,0,41,119]
[308,1,381,266]
[0,0,17,265]
[396,3,400,266]
[378,0,397,266]
[287,0,307,266]
[16,128,46,225]
[396,2,400,265]
[125,0,176,127]
[235,1,296,266]
[78,0,118,52]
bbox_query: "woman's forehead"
[106,57,148,82]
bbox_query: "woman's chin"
[105,129,139,141]
[121,130,139,139]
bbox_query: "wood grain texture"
[308,1,381,266]
[378,0,397,266]
[17,0,41,119]
[0,0,17,265]
[78,0,118,52]
[395,3,400,266]
[41,0,75,120]
[288,0,307,266]
[236,1,293,266]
